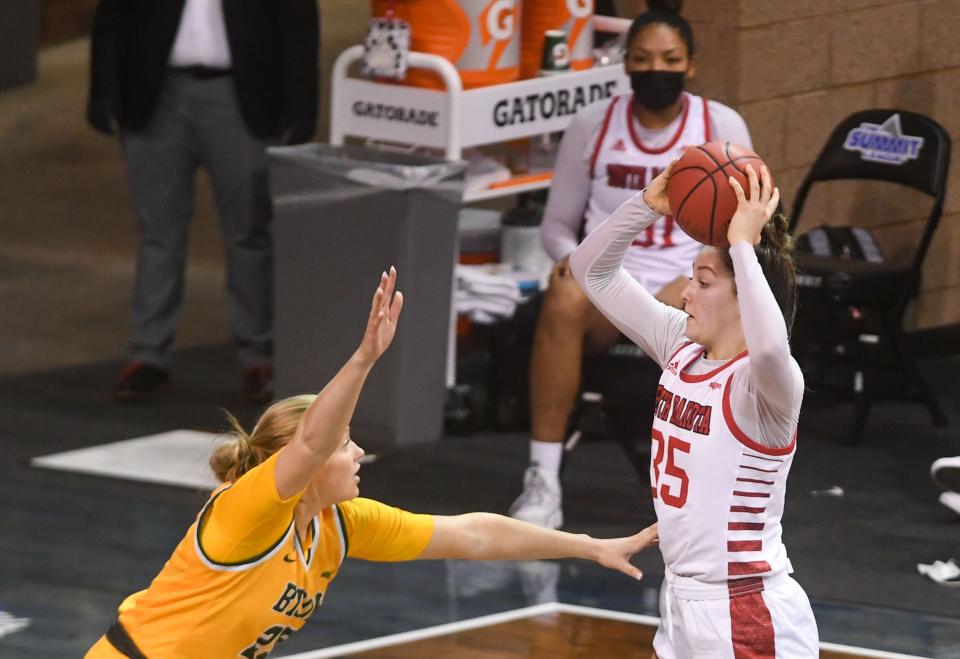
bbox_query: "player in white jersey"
[510,0,752,530]
[569,161,819,657]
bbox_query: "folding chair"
[789,109,951,443]
[565,338,660,483]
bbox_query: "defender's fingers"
[389,290,404,322]
[369,285,384,323]
[613,559,643,580]
[382,268,396,308]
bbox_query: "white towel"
[454,265,525,322]
[456,265,523,301]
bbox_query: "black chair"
[788,109,951,443]
[565,338,660,482]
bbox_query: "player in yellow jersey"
[86,267,659,659]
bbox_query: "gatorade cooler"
[372,0,521,89]
[520,0,594,79]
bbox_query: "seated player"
[510,0,752,529]
[85,268,658,659]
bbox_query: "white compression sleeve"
[706,100,753,149]
[540,111,594,262]
[569,192,689,369]
[727,242,804,447]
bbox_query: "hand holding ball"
[665,141,771,247]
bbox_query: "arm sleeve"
[728,242,803,447]
[338,498,434,562]
[569,192,690,368]
[540,112,594,262]
[708,101,753,149]
[198,451,305,563]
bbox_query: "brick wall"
[678,0,959,330]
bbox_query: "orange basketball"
[666,141,769,247]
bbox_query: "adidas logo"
[611,138,627,151]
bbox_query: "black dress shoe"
[113,362,169,402]
[242,364,273,404]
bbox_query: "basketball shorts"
[653,574,819,658]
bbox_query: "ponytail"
[719,212,798,333]
[209,395,317,483]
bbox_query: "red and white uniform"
[542,92,751,294]
[585,92,708,292]
[569,193,819,658]
[652,342,795,584]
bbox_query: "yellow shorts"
[84,635,125,658]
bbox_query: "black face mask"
[630,70,685,110]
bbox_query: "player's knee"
[541,283,590,326]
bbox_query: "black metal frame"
[789,109,951,443]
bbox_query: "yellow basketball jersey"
[86,452,433,658]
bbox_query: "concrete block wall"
[678,0,959,330]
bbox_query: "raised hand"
[727,164,780,246]
[356,267,404,367]
[592,523,659,580]
[642,158,679,216]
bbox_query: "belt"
[105,617,147,659]
[169,65,233,79]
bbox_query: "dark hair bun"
[762,212,794,254]
[647,0,683,14]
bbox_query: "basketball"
[666,141,770,247]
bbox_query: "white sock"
[529,439,563,478]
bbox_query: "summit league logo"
[842,114,924,165]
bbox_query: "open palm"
[358,267,404,365]
[594,523,659,579]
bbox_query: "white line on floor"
[277,601,932,659]
[277,603,560,658]
[0,611,30,639]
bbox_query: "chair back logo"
[843,114,924,166]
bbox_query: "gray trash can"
[269,144,466,451]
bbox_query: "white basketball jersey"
[651,342,797,585]
[585,92,711,292]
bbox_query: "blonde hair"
[209,394,317,483]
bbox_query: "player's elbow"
[454,513,498,560]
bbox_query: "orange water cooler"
[520,0,594,78]
[371,0,522,89]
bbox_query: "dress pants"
[120,71,273,370]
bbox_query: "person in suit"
[87,0,319,403]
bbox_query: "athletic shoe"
[508,466,563,529]
[242,364,273,404]
[931,456,960,493]
[112,362,169,402]
[939,492,960,517]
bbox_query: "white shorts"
[653,574,819,659]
